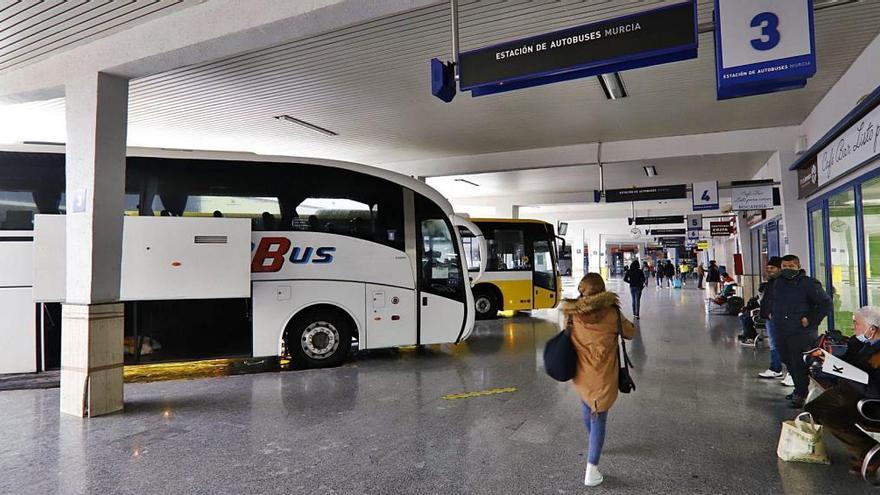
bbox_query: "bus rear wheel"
[474,290,499,320]
[286,310,352,369]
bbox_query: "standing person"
[696,262,706,290]
[561,273,636,487]
[706,260,721,297]
[641,261,651,288]
[758,257,785,379]
[624,260,646,319]
[771,255,833,408]
[664,260,675,288]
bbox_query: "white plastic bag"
[777,412,830,464]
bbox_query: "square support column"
[61,72,129,417]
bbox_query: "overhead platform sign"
[606,184,688,203]
[444,1,697,98]
[714,0,817,100]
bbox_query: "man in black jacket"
[771,255,833,408]
[706,260,721,296]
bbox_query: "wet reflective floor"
[1,280,874,494]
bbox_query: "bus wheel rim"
[475,296,492,314]
[301,321,339,360]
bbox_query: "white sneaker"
[781,373,795,387]
[584,463,604,487]
[758,369,784,379]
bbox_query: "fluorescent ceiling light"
[274,115,338,136]
[454,178,480,187]
[644,165,658,177]
[598,72,628,100]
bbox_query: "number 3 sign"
[714,0,816,100]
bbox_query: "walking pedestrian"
[641,261,650,288]
[664,261,675,288]
[679,261,690,287]
[655,261,664,288]
[561,273,636,487]
[624,260,646,318]
[770,255,833,408]
[758,257,785,379]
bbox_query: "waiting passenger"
[806,306,880,475]
[771,254,833,408]
[212,210,223,218]
[262,212,276,231]
[663,260,675,288]
[706,260,721,296]
[758,257,785,379]
[561,273,636,487]
[696,263,706,290]
[623,260,646,319]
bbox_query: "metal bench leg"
[863,443,880,484]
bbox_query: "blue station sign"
[714,0,817,100]
[454,1,698,97]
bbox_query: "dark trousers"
[805,385,876,461]
[776,329,818,399]
[630,287,643,316]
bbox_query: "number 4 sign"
[714,0,816,100]
[692,182,719,211]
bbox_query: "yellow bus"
[460,219,563,319]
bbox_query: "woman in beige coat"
[561,273,636,487]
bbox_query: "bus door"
[412,194,466,345]
[533,238,558,309]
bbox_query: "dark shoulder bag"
[543,315,577,382]
[617,309,636,393]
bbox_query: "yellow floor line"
[443,387,517,400]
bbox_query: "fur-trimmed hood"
[560,291,620,317]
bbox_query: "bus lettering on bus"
[251,236,336,272]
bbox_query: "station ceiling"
[0,0,203,74]
[0,0,878,183]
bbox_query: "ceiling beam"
[381,126,800,177]
[0,0,442,103]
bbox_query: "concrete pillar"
[61,72,128,417]
[493,201,519,219]
[774,150,810,264]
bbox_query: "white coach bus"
[0,150,485,372]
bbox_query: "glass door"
[809,207,829,333]
[828,189,860,335]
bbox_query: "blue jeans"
[581,402,608,465]
[766,320,782,373]
[630,286,642,316]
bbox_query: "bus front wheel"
[286,309,352,369]
[474,290,499,320]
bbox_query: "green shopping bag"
[777,412,830,464]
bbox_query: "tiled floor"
[0,279,874,494]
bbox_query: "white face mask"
[857,334,872,343]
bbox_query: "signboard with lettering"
[697,241,709,251]
[692,181,720,211]
[687,214,703,231]
[633,216,685,226]
[456,1,698,97]
[797,158,820,199]
[606,185,688,203]
[815,102,880,192]
[710,221,735,237]
[714,0,816,100]
[651,229,686,236]
[731,180,775,211]
[658,237,685,246]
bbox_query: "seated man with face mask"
[805,306,880,475]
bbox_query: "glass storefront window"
[862,177,880,308]
[828,189,860,335]
[810,209,829,333]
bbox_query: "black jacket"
[841,339,880,399]
[770,270,833,335]
[706,265,721,283]
[664,264,676,277]
[759,277,777,320]
[624,268,646,288]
